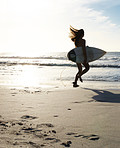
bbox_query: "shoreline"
[0,80,120,92]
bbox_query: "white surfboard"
[67,46,106,63]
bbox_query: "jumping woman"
[69,26,90,87]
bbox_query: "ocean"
[0,52,120,90]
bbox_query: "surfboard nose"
[104,50,107,55]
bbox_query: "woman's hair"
[69,26,84,42]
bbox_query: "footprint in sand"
[0,121,8,127]
[66,132,99,141]
[73,101,85,104]
[36,123,54,128]
[53,115,59,117]
[26,141,45,147]
[74,134,100,140]
[66,132,77,135]
[0,118,61,147]
[86,134,100,140]
[61,141,72,147]
[73,100,95,104]
[21,127,35,133]
[45,137,60,143]
[21,115,38,120]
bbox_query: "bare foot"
[73,82,79,87]
[80,77,83,83]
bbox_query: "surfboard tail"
[67,49,76,62]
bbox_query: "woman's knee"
[87,65,90,71]
[85,64,90,71]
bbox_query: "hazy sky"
[0,0,120,55]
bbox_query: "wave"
[100,57,120,61]
[0,61,119,68]
[0,56,67,60]
[1,55,119,61]
[0,52,120,61]
[90,65,120,68]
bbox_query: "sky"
[0,0,120,56]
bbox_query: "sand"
[0,85,120,148]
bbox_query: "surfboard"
[67,46,106,63]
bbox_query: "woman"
[69,26,90,87]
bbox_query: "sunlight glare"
[15,66,44,87]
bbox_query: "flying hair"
[69,25,84,42]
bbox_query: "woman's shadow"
[85,88,120,103]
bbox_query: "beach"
[0,85,120,148]
[0,51,120,147]
[0,0,120,147]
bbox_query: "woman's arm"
[82,39,87,63]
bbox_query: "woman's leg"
[73,63,90,87]
[80,63,90,76]
[73,63,82,87]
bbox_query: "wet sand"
[0,86,120,148]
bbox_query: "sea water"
[0,52,120,90]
